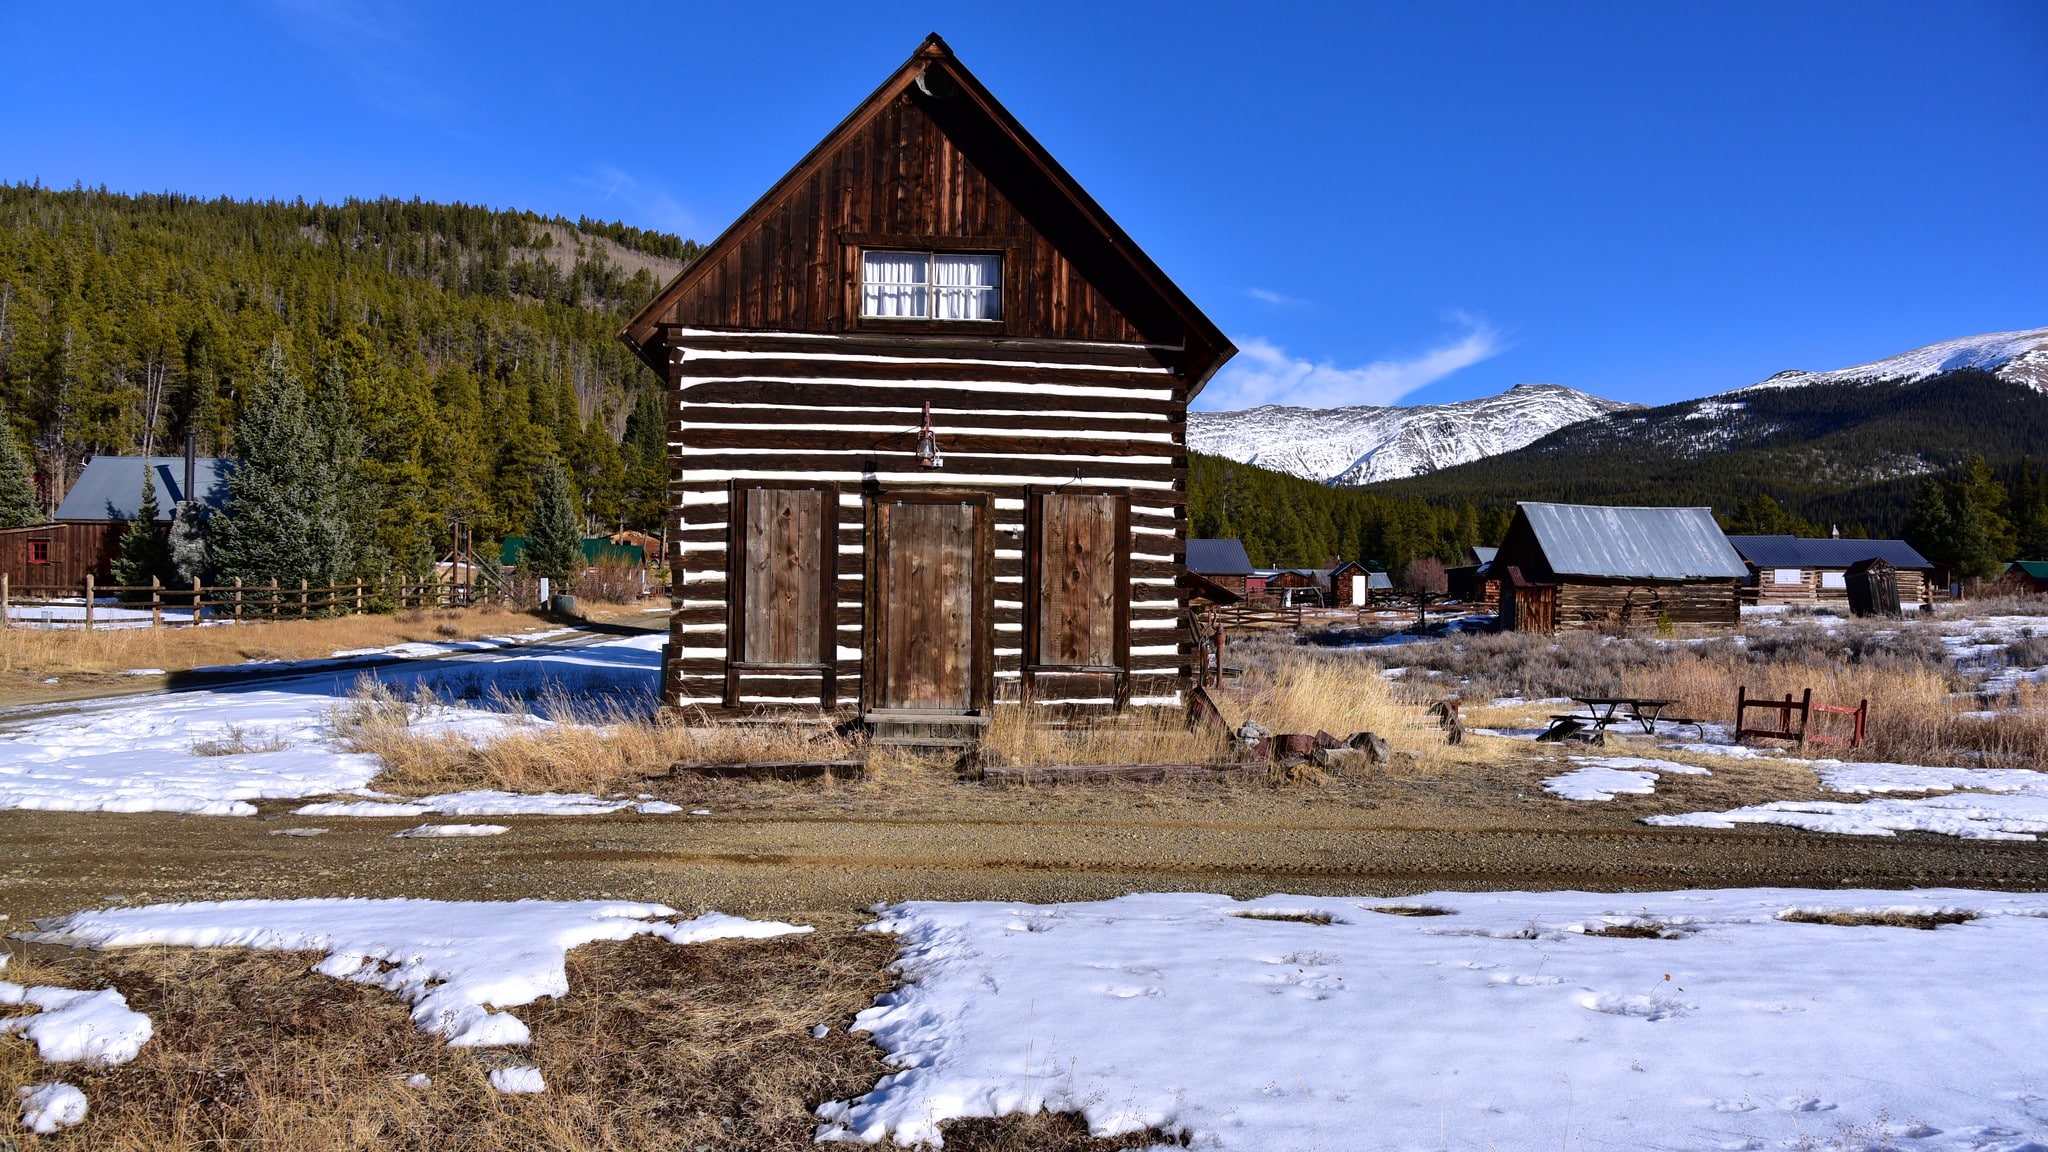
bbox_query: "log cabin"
[1185,539,1256,599]
[619,35,1234,727]
[0,451,225,587]
[1493,502,1747,633]
[1725,535,1934,608]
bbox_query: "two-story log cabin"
[619,34,1233,726]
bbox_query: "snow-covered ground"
[1647,755,2048,840]
[0,633,661,816]
[819,889,2048,1151]
[1541,755,1709,801]
[27,899,808,1062]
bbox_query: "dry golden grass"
[333,683,860,796]
[1,935,1166,1151]
[0,606,553,682]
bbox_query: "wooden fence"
[0,573,491,630]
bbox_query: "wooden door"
[727,483,837,706]
[864,492,991,714]
[1023,490,1129,696]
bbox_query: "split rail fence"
[0,574,489,631]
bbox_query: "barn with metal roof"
[1492,502,1747,632]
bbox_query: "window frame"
[25,539,50,566]
[842,235,1015,335]
[725,480,841,708]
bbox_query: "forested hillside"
[0,183,697,570]
[1189,452,1501,570]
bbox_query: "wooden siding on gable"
[650,97,1144,345]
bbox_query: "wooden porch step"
[865,710,989,753]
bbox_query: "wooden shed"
[1998,561,2048,596]
[1726,536,1934,608]
[0,522,123,587]
[1,451,226,587]
[1493,502,1747,633]
[1186,539,1256,598]
[619,35,1233,723]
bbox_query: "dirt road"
[7,772,2044,932]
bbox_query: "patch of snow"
[25,899,809,1053]
[1815,760,2048,796]
[1541,766,1657,801]
[16,1082,88,1133]
[0,633,662,816]
[0,982,153,1065]
[268,827,328,837]
[119,668,166,676]
[297,790,681,819]
[1742,327,2048,393]
[1646,793,2048,840]
[393,823,509,838]
[488,1066,546,1094]
[406,1072,432,1088]
[818,888,2048,1150]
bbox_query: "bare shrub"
[1778,909,1975,930]
[188,725,291,757]
[575,559,652,605]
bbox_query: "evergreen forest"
[0,183,697,574]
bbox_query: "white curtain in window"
[1772,568,1803,586]
[862,250,927,317]
[931,253,1001,320]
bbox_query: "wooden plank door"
[726,483,837,707]
[864,492,991,714]
[1023,490,1129,700]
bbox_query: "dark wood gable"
[622,34,1233,393]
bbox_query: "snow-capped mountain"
[1187,383,1636,486]
[1741,326,2048,394]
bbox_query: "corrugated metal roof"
[2007,560,2048,580]
[54,456,228,522]
[1186,538,1254,576]
[1521,502,1749,580]
[1725,535,1934,571]
[1367,571,1394,590]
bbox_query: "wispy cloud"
[1246,287,1309,309]
[570,166,700,239]
[1199,317,1506,411]
[262,0,454,120]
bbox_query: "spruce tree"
[109,475,173,592]
[524,459,582,583]
[169,498,211,585]
[210,344,324,588]
[0,422,40,528]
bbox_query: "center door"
[863,491,993,714]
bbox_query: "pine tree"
[524,458,582,583]
[210,344,324,588]
[0,421,40,527]
[168,498,210,585]
[109,475,173,593]
[309,362,372,583]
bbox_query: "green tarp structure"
[499,536,646,569]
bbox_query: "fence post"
[192,577,203,625]
[354,579,364,615]
[2,572,10,629]
[269,578,279,621]
[151,577,161,628]
[84,575,95,632]
[299,578,308,619]
[234,577,244,624]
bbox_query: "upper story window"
[861,250,1001,321]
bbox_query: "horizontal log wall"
[667,329,1190,713]
[1752,568,1932,608]
[1554,579,1741,630]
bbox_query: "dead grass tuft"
[1228,910,1334,925]
[1368,905,1454,917]
[940,1111,1188,1150]
[1,930,900,1151]
[1580,923,1680,939]
[188,725,292,757]
[1777,909,1976,931]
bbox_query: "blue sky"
[4,2,2043,412]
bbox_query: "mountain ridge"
[1187,383,1636,485]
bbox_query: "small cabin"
[1328,560,1374,607]
[620,36,1233,721]
[1726,536,1935,608]
[1,452,226,587]
[1998,561,2048,596]
[1445,545,1499,608]
[1493,502,1747,633]
[1187,539,1256,598]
